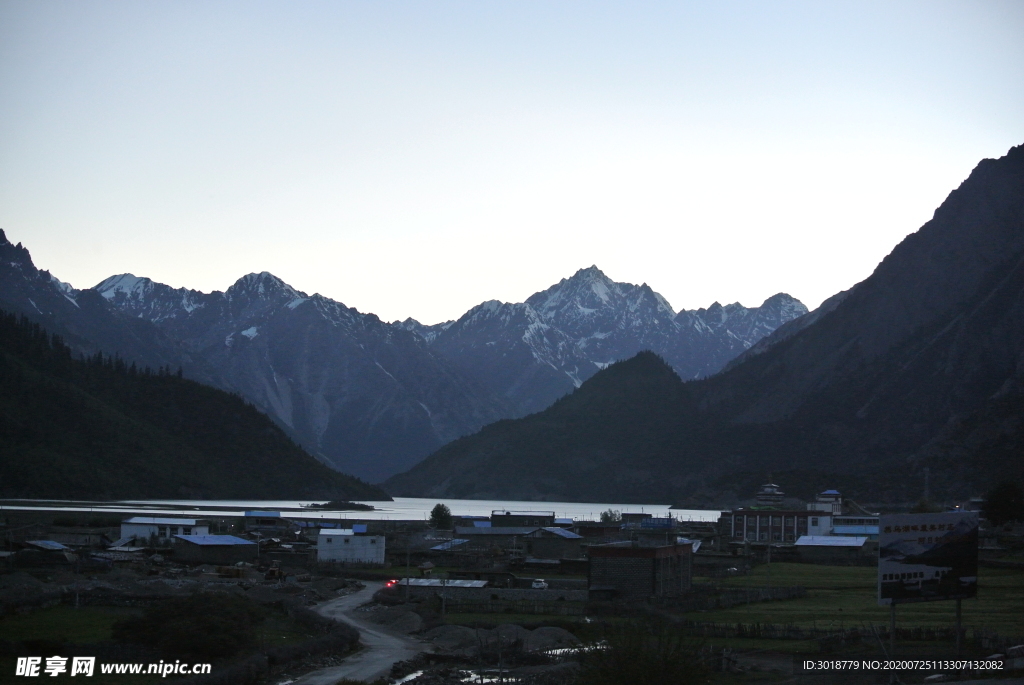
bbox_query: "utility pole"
[405,530,411,602]
[889,602,897,685]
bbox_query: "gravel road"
[290,581,425,684]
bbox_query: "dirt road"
[290,581,425,684]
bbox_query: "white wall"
[121,522,209,541]
[807,514,832,536]
[317,534,385,564]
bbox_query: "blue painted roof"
[542,527,583,539]
[245,511,280,517]
[795,535,867,547]
[174,535,255,546]
[473,521,492,527]
[124,517,201,526]
[352,524,368,533]
[821,490,842,495]
[27,540,69,551]
[430,539,469,551]
[832,525,878,535]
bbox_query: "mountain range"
[386,144,1024,504]
[0,234,804,482]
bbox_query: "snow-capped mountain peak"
[95,273,154,299]
[227,271,304,300]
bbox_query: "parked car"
[531,579,548,589]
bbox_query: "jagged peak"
[760,292,803,306]
[94,273,155,299]
[228,271,304,299]
[573,264,610,280]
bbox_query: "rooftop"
[492,510,555,517]
[173,535,255,546]
[455,526,540,536]
[398,578,488,588]
[123,517,202,526]
[795,535,868,547]
[26,540,69,551]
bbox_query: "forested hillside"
[0,311,390,500]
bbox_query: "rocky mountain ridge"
[1,232,804,482]
[402,265,807,415]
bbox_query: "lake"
[0,496,720,522]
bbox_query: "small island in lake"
[302,500,376,511]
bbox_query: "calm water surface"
[1,496,719,522]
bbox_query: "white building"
[808,490,844,515]
[317,529,385,564]
[119,517,209,545]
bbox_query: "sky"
[1,2,1023,325]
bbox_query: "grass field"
[693,563,1024,637]
[0,603,320,684]
[441,562,1024,655]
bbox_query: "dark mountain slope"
[385,144,1024,504]
[702,146,1024,423]
[385,352,702,502]
[0,311,390,500]
[93,272,511,482]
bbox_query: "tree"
[429,503,453,529]
[982,481,1024,527]
[600,509,621,523]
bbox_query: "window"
[811,517,819,527]
[183,527,192,535]
[344,539,350,544]
[326,538,332,543]
[370,539,377,544]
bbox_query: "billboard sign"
[878,512,978,605]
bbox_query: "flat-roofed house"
[588,541,693,601]
[317,529,385,565]
[172,535,256,564]
[119,517,210,545]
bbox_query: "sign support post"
[955,598,962,657]
[878,511,979,679]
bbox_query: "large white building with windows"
[118,517,209,545]
[317,529,385,564]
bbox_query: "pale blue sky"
[2,1,1022,323]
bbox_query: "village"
[2,483,1022,684]
[1,485,898,605]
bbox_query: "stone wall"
[400,585,588,602]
